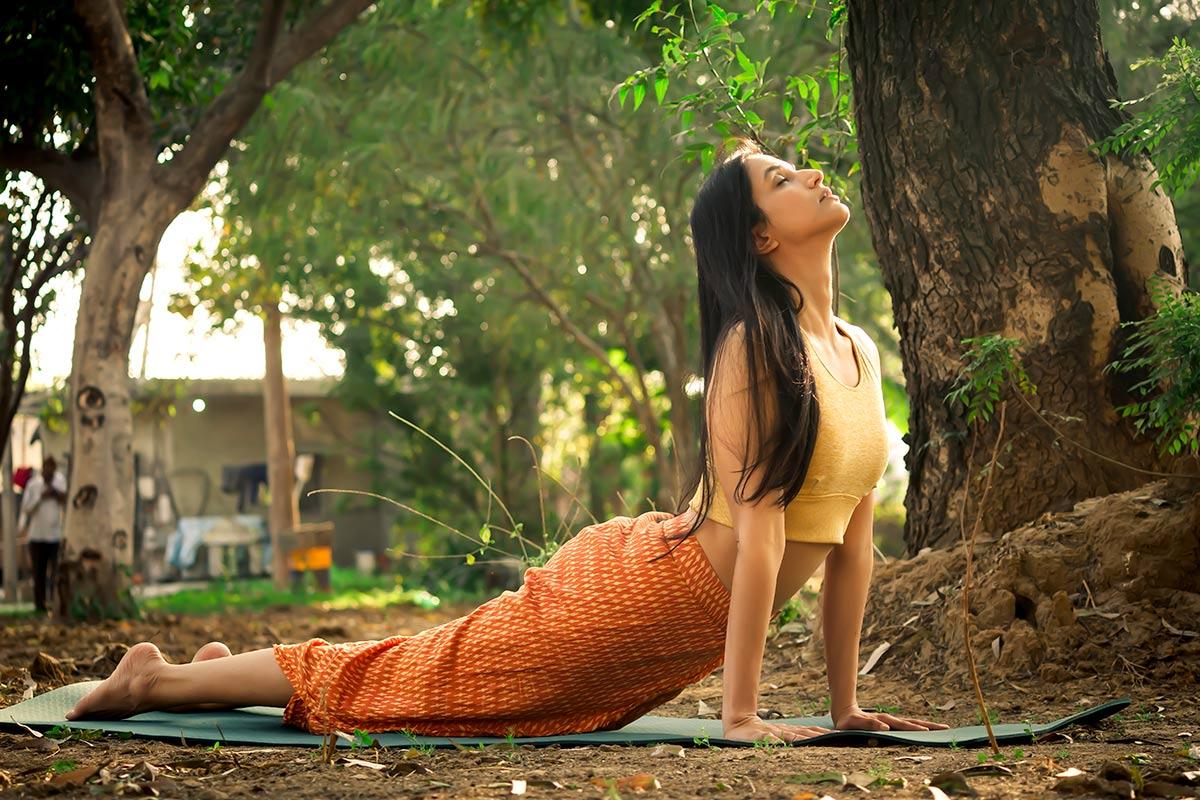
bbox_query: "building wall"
[29,384,397,571]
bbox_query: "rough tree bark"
[844,0,1189,553]
[10,0,374,618]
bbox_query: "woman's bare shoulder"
[838,319,881,372]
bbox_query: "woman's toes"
[67,642,165,720]
[192,642,233,662]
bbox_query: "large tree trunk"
[844,0,1189,553]
[58,178,174,618]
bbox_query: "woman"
[67,141,947,744]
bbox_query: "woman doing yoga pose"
[68,141,947,744]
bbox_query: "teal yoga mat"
[1,682,1129,748]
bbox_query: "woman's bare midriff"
[679,508,834,617]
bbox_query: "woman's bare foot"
[66,642,167,721]
[191,642,233,662]
[161,642,234,712]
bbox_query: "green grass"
[141,566,443,616]
[0,603,39,619]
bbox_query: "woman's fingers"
[877,713,950,730]
[832,711,886,730]
[773,723,830,741]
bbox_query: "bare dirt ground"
[2,479,1197,799]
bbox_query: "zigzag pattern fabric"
[273,510,735,736]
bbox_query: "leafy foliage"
[0,180,87,450]
[175,1,705,584]
[1092,35,1200,197]
[619,0,853,183]
[1104,274,1200,457]
[944,335,1038,427]
[1,1,274,159]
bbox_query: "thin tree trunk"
[584,392,605,520]
[263,300,297,590]
[844,0,1189,553]
[2,439,17,604]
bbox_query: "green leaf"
[735,46,754,75]
[633,82,647,110]
[654,75,669,105]
[782,97,793,121]
[618,83,630,109]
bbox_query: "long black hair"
[649,140,821,562]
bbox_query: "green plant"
[949,738,961,751]
[1092,36,1200,198]
[1133,705,1165,722]
[44,725,102,742]
[50,759,78,773]
[945,335,1037,426]
[209,741,222,752]
[312,416,602,584]
[945,334,1038,760]
[397,726,436,755]
[974,708,1001,726]
[1104,274,1200,458]
[772,589,819,629]
[1056,748,1071,761]
[623,0,854,178]
[867,762,894,780]
[350,729,375,750]
[752,734,788,750]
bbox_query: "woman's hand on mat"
[833,705,951,732]
[723,713,829,743]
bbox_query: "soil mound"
[838,478,1200,691]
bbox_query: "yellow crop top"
[687,319,890,544]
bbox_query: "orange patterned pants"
[273,510,734,736]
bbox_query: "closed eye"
[776,176,789,186]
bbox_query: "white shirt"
[19,471,68,543]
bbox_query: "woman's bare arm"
[822,488,874,721]
[818,327,949,733]
[704,323,787,730]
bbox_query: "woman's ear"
[752,223,778,257]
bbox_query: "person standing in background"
[18,456,67,613]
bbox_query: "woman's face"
[743,153,849,256]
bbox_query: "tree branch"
[73,0,154,155]
[0,145,101,226]
[164,0,373,196]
